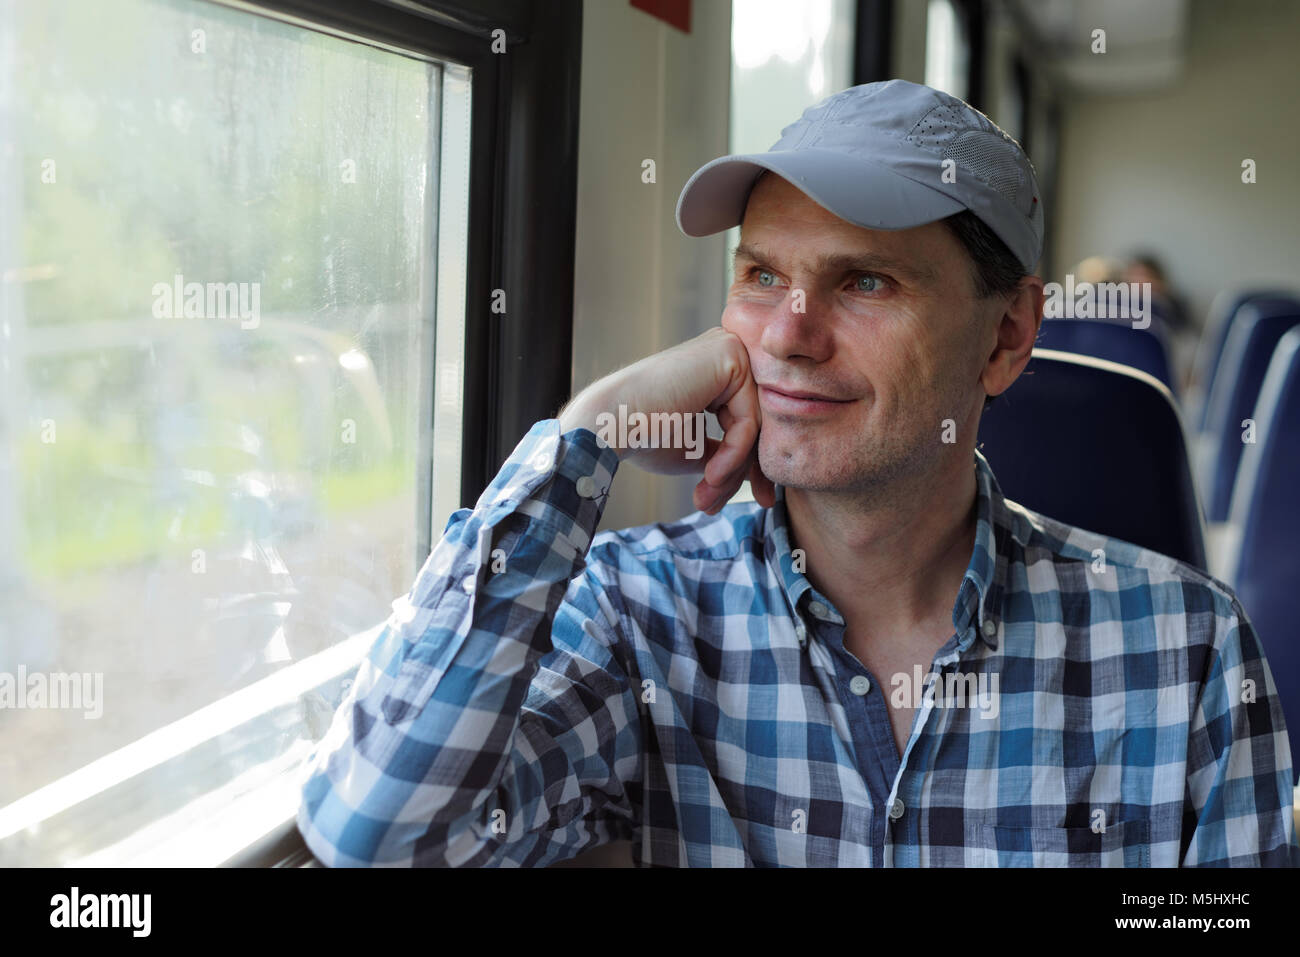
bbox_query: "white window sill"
[0,624,379,867]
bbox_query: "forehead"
[737,173,957,280]
[736,174,951,285]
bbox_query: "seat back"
[1194,289,1297,431]
[1035,318,1175,391]
[1202,298,1300,521]
[1225,328,1300,782]
[978,349,1207,570]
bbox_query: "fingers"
[605,330,768,512]
[716,406,775,506]
[690,342,767,513]
[702,414,758,491]
[703,371,762,489]
[694,472,747,515]
[694,443,776,515]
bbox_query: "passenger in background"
[1051,253,1185,384]
[1066,254,1167,334]
[1073,254,1124,288]
[1125,251,1191,335]
[1124,251,1197,389]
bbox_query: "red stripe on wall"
[630,0,691,33]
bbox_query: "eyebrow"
[732,242,940,285]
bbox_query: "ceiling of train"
[1013,0,1189,93]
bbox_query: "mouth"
[759,385,856,416]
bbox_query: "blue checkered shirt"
[297,419,1299,866]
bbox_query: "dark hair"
[940,211,1026,409]
[1127,250,1167,283]
[941,209,1025,299]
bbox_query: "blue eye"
[757,270,776,287]
[855,275,881,292]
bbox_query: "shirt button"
[460,575,475,593]
[981,618,997,637]
[528,453,550,471]
[808,600,829,619]
[849,675,871,696]
[575,475,597,498]
[889,799,905,821]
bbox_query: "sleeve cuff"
[472,419,621,538]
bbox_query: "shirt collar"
[763,449,1011,652]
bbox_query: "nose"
[759,286,834,364]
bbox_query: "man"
[297,80,1297,866]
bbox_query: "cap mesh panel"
[907,104,1037,217]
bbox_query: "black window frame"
[852,0,893,84]
[954,0,985,110]
[1011,53,1031,152]
[205,0,583,867]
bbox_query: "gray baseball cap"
[675,79,1044,274]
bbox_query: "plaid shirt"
[297,419,1299,867]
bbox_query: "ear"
[981,275,1044,400]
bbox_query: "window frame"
[221,0,582,868]
[954,0,985,109]
[852,0,892,84]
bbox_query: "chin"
[759,442,860,492]
[758,427,901,494]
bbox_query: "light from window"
[925,0,969,102]
[0,0,468,865]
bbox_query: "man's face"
[720,173,999,496]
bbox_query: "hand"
[558,328,776,514]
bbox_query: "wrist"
[558,385,631,459]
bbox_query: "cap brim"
[676,148,967,238]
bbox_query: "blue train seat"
[978,349,1207,570]
[1200,297,1300,521]
[1035,318,1176,392]
[1193,289,1297,431]
[1224,328,1300,783]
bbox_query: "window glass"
[0,0,467,864]
[730,0,857,161]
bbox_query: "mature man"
[297,80,1297,866]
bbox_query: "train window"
[0,0,469,864]
[730,0,857,158]
[923,0,969,102]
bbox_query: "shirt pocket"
[970,818,1153,867]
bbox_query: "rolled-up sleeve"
[296,420,643,866]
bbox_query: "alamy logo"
[890,665,999,719]
[50,887,151,937]
[1042,275,1151,329]
[594,405,707,459]
[151,273,260,329]
[0,668,102,719]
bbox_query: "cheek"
[720,303,762,344]
[862,321,935,393]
